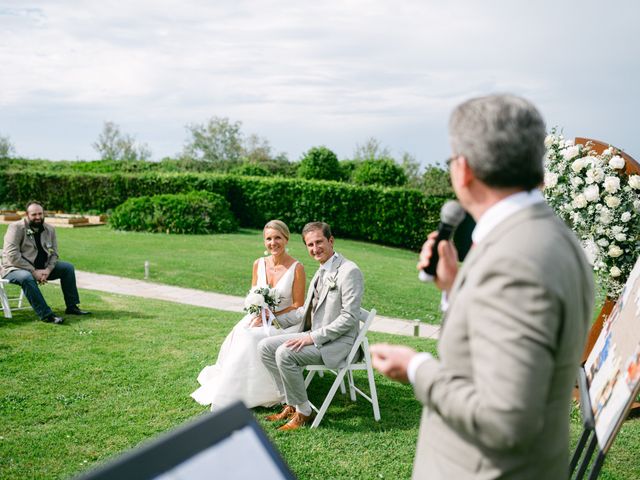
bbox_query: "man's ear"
[457,156,475,187]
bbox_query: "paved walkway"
[75,271,440,339]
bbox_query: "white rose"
[604,176,621,193]
[544,172,558,188]
[621,211,632,222]
[584,185,600,202]
[600,208,612,225]
[603,147,613,156]
[571,177,584,187]
[608,155,625,169]
[610,266,622,278]
[571,157,586,172]
[611,225,623,234]
[604,195,620,208]
[564,139,575,147]
[629,175,640,190]
[615,233,627,242]
[608,245,623,258]
[544,135,555,148]
[572,194,587,209]
[597,238,609,247]
[244,292,265,309]
[565,146,581,161]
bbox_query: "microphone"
[419,200,466,282]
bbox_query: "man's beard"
[28,219,44,231]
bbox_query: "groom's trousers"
[259,333,323,406]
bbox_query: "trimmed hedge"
[109,191,238,234]
[0,170,449,250]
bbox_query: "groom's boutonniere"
[325,275,338,291]
[26,228,35,238]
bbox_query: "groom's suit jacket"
[298,253,364,369]
[412,203,593,479]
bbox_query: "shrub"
[230,162,271,177]
[297,146,341,181]
[0,170,448,249]
[109,191,238,234]
[352,158,407,187]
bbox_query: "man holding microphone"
[371,94,594,479]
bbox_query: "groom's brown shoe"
[265,405,295,422]
[277,411,314,431]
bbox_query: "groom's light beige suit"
[259,253,364,405]
[412,203,593,479]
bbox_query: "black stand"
[569,367,606,480]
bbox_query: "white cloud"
[0,0,638,163]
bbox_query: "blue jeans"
[4,261,81,319]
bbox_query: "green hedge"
[0,170,449,249]
[109,191,238,234]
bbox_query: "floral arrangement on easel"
[543,128,640,295]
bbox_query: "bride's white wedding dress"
[191,257,301,409]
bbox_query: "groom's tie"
[311,269,325,313]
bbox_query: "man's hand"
[370,343,417,383]
[285,334,314,352]
[32,269,49,284]
[417,231,459,292]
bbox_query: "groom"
[258,221,364,431]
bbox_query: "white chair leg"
[364,344,381,421]
[339,378,346,395]
[311,369,348,428]
[18,290,24,308]
[0,283,12,319]
[348,370,356,401]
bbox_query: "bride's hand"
[249,316,263,327]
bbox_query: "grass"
[0,224,442,323]
[1,225,637,479]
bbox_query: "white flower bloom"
[597,238,609,247]
[544,172,558,188]
[604,195,620,208]
[611,225,623,234]
[629,175,640,190]
[582,240,598,265]
[615,233,627,242]
[610,266,622,278]
[634,200,640,211]
[584,185,600,202]
[571,157,586,172]
[608,245,623,258]
[564,139,575,147]
[609,155,626,169]
[621,211,632,222]
[570,177,584,187]
[544,135,555,148]
[600,208,613,225]
[244,292,265,309]
[603,147,613,156]
[572,194,587,209]
[604,176,621,193]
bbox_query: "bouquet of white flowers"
[543,129,640,295]
[244,286,282,332]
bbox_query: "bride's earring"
[285,247,289,253]
[263,250,269,256]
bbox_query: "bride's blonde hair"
[263,220,290,242]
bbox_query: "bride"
[191,220,306,409]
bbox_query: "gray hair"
[449,94,546,190]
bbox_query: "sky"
[1,0,639,167]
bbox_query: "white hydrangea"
[615,233,627,242]
[544,172,558,188]
[544,135,555,149]
[571,177,584,187]
[629,175,640,190]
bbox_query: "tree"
[0,134,16,158]
[298,146,341,181]
[182,116,243,164]
[422,163,453,196]
[352,137,391,161]
[400,152,423,189]
[93,122,151,161]
[352,158,407,187]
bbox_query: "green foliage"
[182,116,244,164]
[352,158,408,187]
[422,164,453,196]
[0,170,446,249]
[93,121,152,161]
[0,133,16,158]
[338,159,361,181]
[230,162,272,177]
[108,191,238,234]
[297,146,342,181]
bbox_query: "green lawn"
[1,225,637,479]
[0,224,443,322]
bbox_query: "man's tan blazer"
[1,219,59,277]
[413,202,594,479]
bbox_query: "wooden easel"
[575,137,640,412]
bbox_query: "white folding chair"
[304,308,381,428]
[0,278,26,319]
